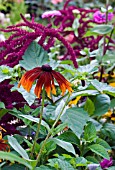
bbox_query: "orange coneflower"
[18,64,73,98]
[0,138,10,152]
[0,126,10,152]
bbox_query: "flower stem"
[30,88,45,158]
[34,93,70,167]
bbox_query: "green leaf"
[48,158,75,170]
[96,138,111,150]
[8,136,29,160]
[77,61,98,74]
[84,98,95,115]
[51,138,76,156]
[90,25,113,35]
[0,109,8,119]
[102,53,115,63]
[12,85,36,106]
[89,144,110,159]
[108,167,115,170]
[83,31,98,37]
[35,166,55,170]
[0,151,32,169]
[91,79,115,97]
[86,156,99,163]
[58,131,80,145]
[84,122,97,142]
[110,98,115,109]
[45,140,56,155]
[2,164,25,170]
[0,102,5,109]
[61,107,89,138]
[19,41,49,70]
[76,157,88,166]
[93,94,110,116]
[19,114,50,131]
[52,122,68,136]
[0,71,11,82]
[72,18,80,30]
[101,123,115,140]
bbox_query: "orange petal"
[34,73,45,98]
[44,72,52,98]
[52,71,73,95]
[51,77,56,95]
[18,67,42,92]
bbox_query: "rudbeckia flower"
[0,127,10,152]
[0,139,10,151]
[18,64,73,99]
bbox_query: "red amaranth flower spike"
[0,14,78,68]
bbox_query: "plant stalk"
[34,93,70,167]
[30,88,45,158]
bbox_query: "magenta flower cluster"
[100,157,113,169]
[93,11,114,23]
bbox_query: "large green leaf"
[19,41,49,70]
[75,157,88,167]
[77,61,98,74]
[2,164,25,170]
[48,158,75,170]
[84,98,95,116]
[89,144,110,159]
[8,136,29,160]
[0,66,13,82]
[35,166,55,170]
[12,85,36,106]
[90,24,113,35]
[91,79,115,97]
[45,140,56,155]
[0,151,32,169]
[110,98,115,109]
[96,138,111,150]
[101,123,115,140]
[19,114,50,131]
[58,131,80,145]
[51,138,76,156]
[84,122,97,142]
[93,94,110,117]
[61,107,89,138]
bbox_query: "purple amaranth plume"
[52,2,115,59]
[0,14,78,68]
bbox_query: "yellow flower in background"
[102,110,115,122]
[103,110,112,118]
[96,73,109,78]
[68,96,81,106]
[109,82,115,87]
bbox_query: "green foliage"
[61,107,89,138]
[0,0,115,169]
[20,41,49,70]
[0,152,32,169]
[8,136,29,159]
[89,144,110,159]
[84,122,97,142]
